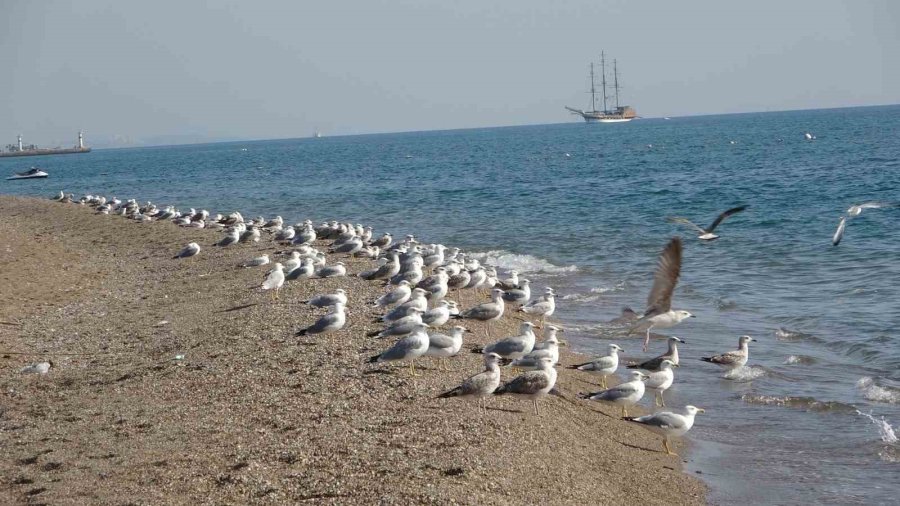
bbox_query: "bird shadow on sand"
[617,441,659,454]
[485,406,524,414]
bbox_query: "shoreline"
[0,195,706,504]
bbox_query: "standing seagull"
[580,370,649,417]
[261,263,286,300]
[519,292,556,328]
[628,336,684,371]
[568,344,623,388]
[629,237,694,352]
[295,302,347,342]
[644,359,677,407]
[368,322,431,377]
[493,356,558,415]
[668,205,748,240]
[456,288,505,339]
[174,242,201,260]
[624,405,705,457]
[700,335,755,370]
[437,352,502,412]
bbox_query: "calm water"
[3,106,900,504]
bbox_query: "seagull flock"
[41,192,896,457]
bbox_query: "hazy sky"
[2,0,898,147]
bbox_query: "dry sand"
[0,196,706,504]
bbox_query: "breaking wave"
[856,410,899,444]
[723,365,768,382]
[783,355,816,365]
[740,394,857,413]
[856,377,900,404]
[468,250,577,275]
[774,327,822,343]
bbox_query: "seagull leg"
[663,438,678,457]
[659,391,666,408]
[643,328,651,353]
[622,405,627,418]
[533,399,539,416]
[601,375,608,389]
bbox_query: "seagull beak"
[697,408,706,413]
[672,363,680,368]
[558,340,568,347]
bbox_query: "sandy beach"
[0,195,706,504]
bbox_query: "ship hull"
[0,147,91,158]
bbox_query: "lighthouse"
[17,135,22,151]
[78,131,84,149]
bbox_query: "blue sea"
[3,105,900,504]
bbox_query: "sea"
[3,105,899,505]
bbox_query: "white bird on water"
[667,205,748,241]
[628,237,694,352]
[701,335,755,371]
[625,405,705,457]
[627,336,683,370]
[437,352,502,412]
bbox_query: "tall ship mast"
[565,51,637,123]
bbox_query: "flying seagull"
[833,202,896,246]
[628,237,694,352]
[668,205,748,240]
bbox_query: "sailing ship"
[565,51,637,123]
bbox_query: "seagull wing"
[832,216,846,246]
[630,411,687,431]
[706,205,749,233]
[645,237,682,315]
[496,370,550,395]
[703,349,744,366]
[428,332,457,350]
[667,217,707,234]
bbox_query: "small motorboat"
[6,167,49,180]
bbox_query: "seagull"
[628,237,694,352]
[501,278,531,306]
[368,309,425,338]
[518,292,556,328]
[358,252,400,281]
[437,352,502,412]
[260,263,285,300]
[243,254,270,268]
[425,325,469,369]
[20,361,53,374]
[667,205,748,241]
[568,344,623,388]
[508,328,562,369]
[374,280,412,308]
[316,262,346,278]
[286,258,315,280]
[580,370,648,417]
[628,336,683,371]
[422,300,453,327]
[493,356,558,415]
[701,335,755,370]
[495,270,520,290]
[473,321,536,360]
[833,202,895,246]
[296,302,347,342]
[644,359,677,407]
[624,405,705,457]
[303,289,347,308]
[367,322,431,377]
[173,242,200,260]
[456,288,505,339]
[217,229,240,247]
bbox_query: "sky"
[1,0,898,148]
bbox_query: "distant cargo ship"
[0,132,91,157]
[565,51,637,123]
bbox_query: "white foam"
[724,365,767,382]
[856,410,898,444]
[469,250,577,275]
[856,377,900,404]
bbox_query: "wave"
[740,394,857,413]
[468,250,577,275]
[783,355,816,365]
[856,377,900,404]
[723,365,768,382]
[855,410,898,444]
[774,327,822,343]
[560,282,627,302]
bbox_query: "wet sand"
[0,196,706,504]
